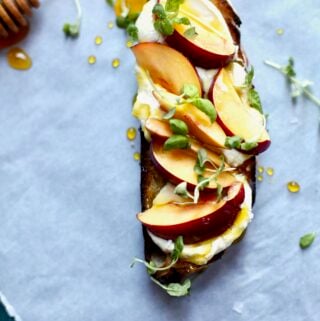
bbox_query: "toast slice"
[114,0,268,293]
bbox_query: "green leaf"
[248,88,264,114]
[63,23,80,37]
[163,108,176,120]
[171,236,184,261]
[284,57,296,78]
[300,233,316,249]
[184,26,198,38]
[197,148,207,167]
[154,18,175,36]
[182,84,199,99]
[174,182,189,198]
[192,98,217,123]
[166,279,191,297]
[63,0,82,38]
[194,163,204,176]
[225,136,242,149]
[105,0,114,6]
[241,141,258,151]
[169,119,189,135]
[126,23,139,42]
[165,0,184,13]
[164,135,190,150]
[150,277,191,297]
[194,148,207,175]
[173,17,190,25]
[116,13,139,29]
[245,67,254,86]
[152,4,167,19]
[147,261,157,275]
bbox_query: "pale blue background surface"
[0,0,319,320]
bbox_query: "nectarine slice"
[153,91,227,148]
[151,140,236,189]
[131,42,202,95]
[138,182,245,243]
[162,0,235,68]
[210,68,271,154]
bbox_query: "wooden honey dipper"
[0,0,40,48]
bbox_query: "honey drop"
[127,127,137,141]
[7,47,32,70]
[126,40,133,48]
[112,58,120,68]
[258,166,264,174]
[257,175,263,182]
[266,168,274,176]
[287,181,300,193]
[95,36,103,45]
[133,152,140,161]
[276,28,284,36]
[88,55,96,65]
[108,21,114,29]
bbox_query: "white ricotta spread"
[195,67,218,96]
[221,148,251,167]
[148,176,253,265]
[135,0,164,43]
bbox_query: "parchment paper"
[0,0,319,320]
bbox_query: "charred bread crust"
[140,0,256,284]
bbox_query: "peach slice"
[146,118,231,166]
[151,140,236,190]
[161,0,236,68]
[209,68,271,154]
[153,91,227,148]
[132,42,202,95]
[138,182,245,243]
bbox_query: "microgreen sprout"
[150,277,191,297]
[131,236,184,274]
[174,151,228,203]
[264,58,320,108]
[152,0,196,38]
[63,0,82,38]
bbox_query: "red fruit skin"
[144,183,245,244]
[166,30,234,69]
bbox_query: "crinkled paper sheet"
[0,0,319,320]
